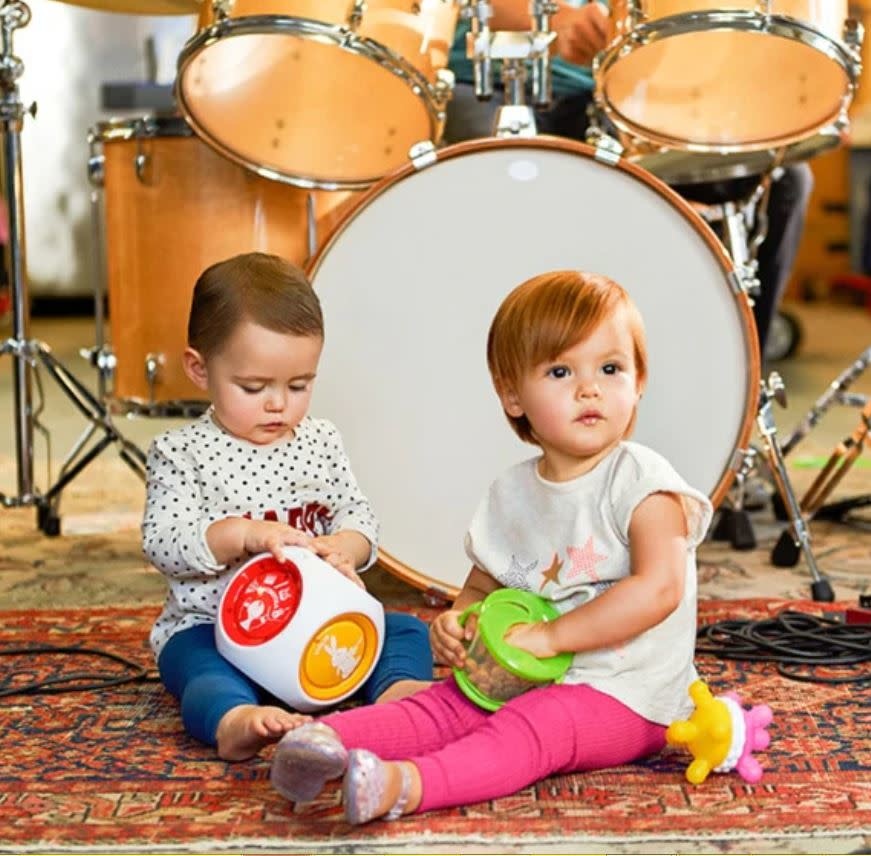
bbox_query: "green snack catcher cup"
[453,589,572,711]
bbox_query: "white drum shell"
[216,547,385,712]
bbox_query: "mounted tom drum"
[176,0,457,189]
[596,1,862,151]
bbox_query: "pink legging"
[322,678,665,813]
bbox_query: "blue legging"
[157,612,434,747]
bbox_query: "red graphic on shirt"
[244,502,333,536]
[220,556,303,646]
[565,536,608,582]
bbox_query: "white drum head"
[310,139,759,597]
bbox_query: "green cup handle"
[457,600,482,628]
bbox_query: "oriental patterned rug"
[0,599,868,854]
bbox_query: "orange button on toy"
[299,613,379,701]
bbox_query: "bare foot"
[375,679,434,704]
[216,704,310,761]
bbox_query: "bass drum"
[309,138,760,599]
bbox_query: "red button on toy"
[220,555,303,646]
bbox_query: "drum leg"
[711,450,757,550]
[756,373,834,602]
[710,506,757,550]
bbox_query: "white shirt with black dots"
[143,409,379,659]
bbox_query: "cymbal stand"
[461,0,556,137]
[779,346,871,459]
[0,0,146,535]
[768,349,871,568]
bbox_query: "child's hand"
[430,608,473,668]
[504,621,559,659]
[241,519,314,562]
[309,534,365,589]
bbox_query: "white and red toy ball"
[215,546,384,712]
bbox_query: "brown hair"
[187,252,323,358]
[486,270,648,444]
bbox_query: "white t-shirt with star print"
[143,409,380,659]
[464,441,713,725]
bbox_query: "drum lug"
[87,126,106,187]
[728,264,759,301]
[87,151,104,187]
[134,136,152,184]
[145,352,165,403]
[81,345,116,382]
[349,0,365,30]
[433,67,455,108]
[211,0,234,21]
[591,133,623,167]
[727,267,757,299]
[843,18,864,62]
[729,446,756,478]
[408,140,438,171]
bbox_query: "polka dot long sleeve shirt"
[143,410,379,658]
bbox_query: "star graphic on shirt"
[538,553,563,591]
[565,537,608,582]
[501,555,538,589]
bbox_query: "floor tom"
[91,115,354,415]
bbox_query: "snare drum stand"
[694,172,835,601]
[0,0,146,535]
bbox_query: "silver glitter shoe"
[342,749,412,825]
[270,722,348,803]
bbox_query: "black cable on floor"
[0,644,160,697]
[696,610,871,685]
